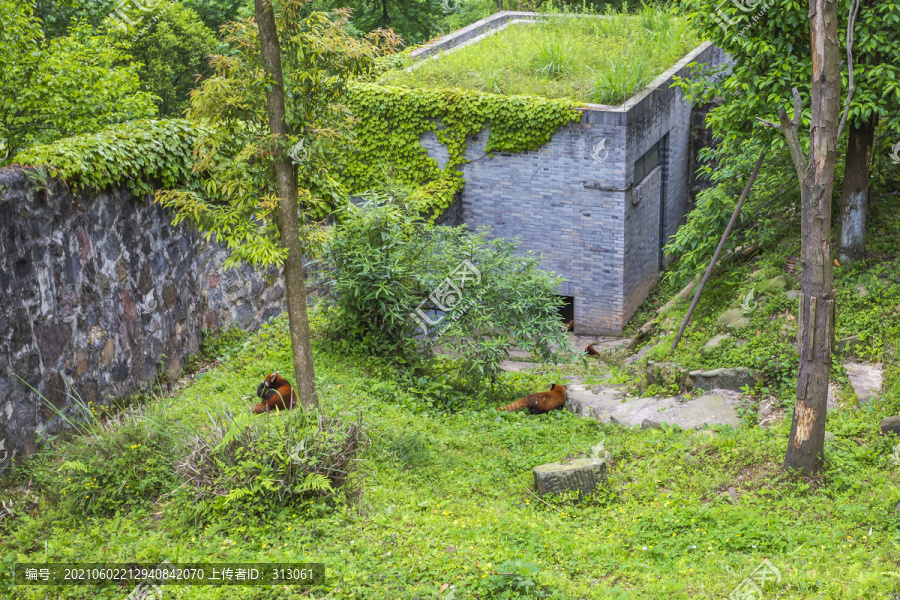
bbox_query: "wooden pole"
[670,149,767,352]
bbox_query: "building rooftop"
[378,8,700,106]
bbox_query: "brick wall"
[401,15,728,334]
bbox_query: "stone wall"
[0,167,284,471]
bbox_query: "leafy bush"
[479,559,557,599]
[14,118,212,196]
[109,2,218,117]
[0,2,157,161]
[173,403,369,521]
[29,405,179,518]
[320,197,570,386]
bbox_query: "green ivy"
[13,119,211,198]
[344,82,583,218]
[12,85,580,220]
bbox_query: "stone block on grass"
[533,458,607,497]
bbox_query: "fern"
[293,473,333,495]
[223,487,252,505]
[215,412,254,451]
[58,460,89,473]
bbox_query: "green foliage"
[14,119,212,197]
[172,403,368,522]
[662,140,799,288]
[155,7,399,270]
[4,306,900,598]
[28,408,179,518]
[0,1,157,161]
[678,0,900,149]
[317,0,448,46]
[109,2,218,117]
[343,83,581,218]
[33,0,118,38]
[182,0,253,32]
[379,6,699,104]
[320,197,569,389]
[480,559,556,598]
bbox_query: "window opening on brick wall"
[634,139,660,184]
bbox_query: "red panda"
[496,384,567,414]
[562,320,575,332]
[251,372,298,414]
[584,344,600,356]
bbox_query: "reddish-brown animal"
[496,384,567,414]
[251,372,298,414]
[562,320,575,332]
[584,344,600,356]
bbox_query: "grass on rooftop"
[379,5,701,105]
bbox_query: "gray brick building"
[411,12,726,334]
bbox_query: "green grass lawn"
[379,6,700,105]
[2,290,899,598]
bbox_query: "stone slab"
[846,362,882,404]
[687,367,761,393]
[533,457,607,496]
[566,385,742,429]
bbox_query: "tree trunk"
[783,0,841,474]
[838,115,877,263]
[254,0,318,409]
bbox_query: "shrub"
[29,405,180,518]
[320,196,570,387]
[173,403,369,522]
[108,2,218,117]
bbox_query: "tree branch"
[791,88,803,128]
[836,0,861,140]
[775,88,807,179]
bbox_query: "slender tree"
[156,4,399,408]
[254,0,318,408]
[759,0,848,473]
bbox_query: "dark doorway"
[557,295,575,324]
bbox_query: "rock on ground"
[566,385,743,429]
[881,416,900,436]
[717,308,751,330]
[533,458,607,497]
[704,334,733,349]
[845,362,883,404]
[687,367,762,393]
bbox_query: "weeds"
[381,6,698,104]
